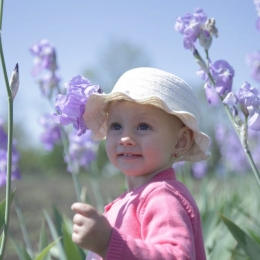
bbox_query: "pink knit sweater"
[87,168,207,260]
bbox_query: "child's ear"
[173,126,194,156]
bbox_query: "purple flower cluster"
[175,8,234,105]
[175,119,260,178]
[197,59,235,105]
[30,39,57,75]
[175,8,218,51]
[30,39,60,98]
[223,82,260,130]
[173,161,208,179]
[214,123,260,175]
[246,51,260,83]
[254,0,260,30]
[52,75,103,136]
[191,161,208,179]
[65,129,98,172]
[0,119,20,187]
[38,114,62,150]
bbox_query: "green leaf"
[202,210,218,242]
[220,214,260,260]
[34,237,61,260]
[52,205,63,239]
[38,220,50,260]
[43,210,67,260]
[8,233,32,260]
[249,230,260,245]
[0,189,16,232]
[62,217,86,260]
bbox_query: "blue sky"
[0,0,259,146]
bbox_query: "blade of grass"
[52,205,63,239]
[220,214,260,260]
[34,237,61,260]
[62,217,86,260]
[8,232,32,260]
[14,193,33,254]
[0,189,15,232]
[38,220,51,260]
[43,210,66,260]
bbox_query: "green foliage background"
[1,39,260,260]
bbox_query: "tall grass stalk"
[13,194,33,255]
[0,0,14,258]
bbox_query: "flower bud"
[199,18,218,51]
[240,123,249,152]
[240,104,249,118]
[9,63,19,99]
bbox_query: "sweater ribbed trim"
[105,228,126,260]
[151,167,177,182]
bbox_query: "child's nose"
[119,136,136,146]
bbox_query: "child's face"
[106,100,183,178]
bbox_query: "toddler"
[71,67,210,260]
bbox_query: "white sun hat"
[83,67,210,162]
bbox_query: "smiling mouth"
[119,153,141,157]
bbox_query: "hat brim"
[83,91,210,163]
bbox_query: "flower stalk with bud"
[0,0,20,257]
[175,8,260,186]
[30,40,104,202]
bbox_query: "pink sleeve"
[105,186,204,260]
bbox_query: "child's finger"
[73,213,85,225]
[71,202,96,217]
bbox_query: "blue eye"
[111,123,122,130]
[137,123,150,130]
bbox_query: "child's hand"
[71,202,112,258]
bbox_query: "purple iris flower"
[223,82,260,130]
[175,8,207,49]
[175,8,217,50]
[172,161,186,173]
[246,51,260,83]
[0,150,21,187]
[256,18,260,31]
[214,124,260,176]
[30,39,58,76]
[197,59,234,104]
[210,60,234,96]
[0,119,21,187]
[52,75,103,136]
[0,118,7,150]
[214,124,248,174]
[30,39,60,98]
[254,0,260,30]
[38,114,62,150]
[65,129,98,172]
[204,82,221,105]
[38,71,61,98]
[191,161,208,179]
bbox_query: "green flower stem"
[0,0,14,258]
[197,50,260,187]
[13,194,33,255]
[0,97,12,260]
[46,93,82,202]
[90,161,104,212]
[59,126,82,202]
[205,50,209,63]
[222,103,260,186]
